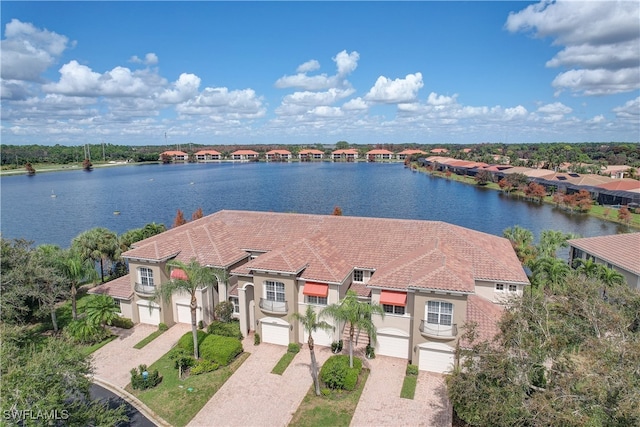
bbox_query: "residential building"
[230,150,259,161]
[91,210,528,374]
[366,149,394,161]
[298,149,324,161]
[265,150,292,161]
[332,149,359,161]
[396,149,427,160]
[159,150,188,162]
[195,150,222,161]
[568,233,640,290]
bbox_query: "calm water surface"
[0,162,623,248]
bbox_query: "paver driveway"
[188,335,333,427]
[351,354,452,427]
[92,323,191,388]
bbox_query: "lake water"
[0,162,623,248]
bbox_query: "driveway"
[350,355,452,427]
[92,323,191,388]
[188,335,333,427]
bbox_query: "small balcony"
[134,282,156,296]
[259,298,288,314]
[419,320,457,340]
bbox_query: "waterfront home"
[430,148,449,154]
[396,149,427,160]
[601,165,633,179]
[332,149,359,161]
[195,150,222,161]
[366,149,394,161]
[230,150,259,161]
[265,149,292,161]
[298,149,324,161]
[91,210,528,374]
[159,150,188,162]
[568,233,640,290]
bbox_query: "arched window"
[138,267,154,287]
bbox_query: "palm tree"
[60,249,99,320]
[85,294,119,328]
[291,305,333,396]
[503,225,537,266]
[598,266,625,298]
[156,258,219,359]
[574,258,601,279]
[537,230,580,258]
[322,290,385,368]
[530,257,571,293]
[72,228,119,283]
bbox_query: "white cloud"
[274,50,359,90]
[297,59,320,73]
[130,52,159,65]
[612,96,640,122]
[176,87,265,119]
[537,102,572,115]
[364,72,423,104]
[342,97,368,111]
[427,92,457,106]
[587,115,605,124]
[506,0,640,96]
[1,19,73,82]
[333,50,359,76]
[158,73,201,104]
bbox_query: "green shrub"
[158,322,168,331]
[169,347,195,370]
[331,340,343,353]
[214,301,235,323]
[66,319,109,344]
[321,388,331,396]
[254,333,261,345]
[130,364,162,390]
[366,344,375,359]
[288,343,301,354]
[197,320,204,330]
[199,334,243,366]
[406,364,419,376]
[175,330,208,354]
[190,359,219,375]
[320,355,362,390]
[207,320,243,339]
[111,316,134,329]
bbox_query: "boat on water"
[50,190,57,198]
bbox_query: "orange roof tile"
[88,274,133,300]
[195,150,221,155]
[161,150,188,156]
[299,149,324,154]
[266,149,291,155]
[366,149,394,155]
[460,294,504,347]
[595,179,640,192]
[332,149,359,155]
[231,150,259,155]
[397,149,427,155]
[568,233,640,275]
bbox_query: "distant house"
[332,149,359,161]
[568,233,640,290]
[231,150,259,161]
[195,150,222,161]
[430,148,449,154]
[298,149,324,161]
[602,165,632,179]
[159,150,188,162]
[396,149,426,160]
[266,149,292,161]
[366,149,394,161]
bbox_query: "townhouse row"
[90,210,530,373]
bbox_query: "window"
[305,295,327,306]
[495,283,504,291]
[138,267,154,286]
[427,301,453,326]
[113,298,121,313]
[353,270,364,282]
[229,297,240,314]
[383,304,405,315]
[265,281,285,302]
[508,284,517,292]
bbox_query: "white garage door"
[261,317,290,346]
[375,328,409,359]
[304,326,334,348]
[137,300,160,325]
[176,300,203,324]
[418,342,455,373]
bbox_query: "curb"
[93,376,172,427]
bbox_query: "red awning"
[303,282,329,297]
[170,268,188,280]
[380,290,407,307]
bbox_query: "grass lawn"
[271,351,296,375]
[126,350,250,427]
[288,369,369,427]
[133,329,165,349]
[400,375,417,399]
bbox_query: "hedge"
[176,330,208,354]
[320,355,362,391]
[199,334,243,366]
[207,320,243,339]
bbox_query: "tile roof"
[397,149,426,155]
[460,294,504,347]
[195,150,221,155]
[161,150,188,156]
[231,150,259,155]
[367,149,394,155]
[125,211,528,293]
[332,149,359,155]
[87,274,134,300]
[299,149,324,154]
[595,179,640,192]
[568,233,640,275]
[266,149,292,155]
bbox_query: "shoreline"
[410,163,640,231]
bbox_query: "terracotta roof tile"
[87,274,133,300]
[568,233,640,275]
[460,294,504,347]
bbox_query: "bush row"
[320,355,362,391]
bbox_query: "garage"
[375,328,409,359]
[303,325,334,348]
[261,317,290,346]
[176,300,203,324]
[137,300,161,325]
[418,342,455,373]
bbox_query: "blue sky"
[1,1,639,147]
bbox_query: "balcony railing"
[259,298,288,314]
[419,320,457,339]
[134,282,156,296]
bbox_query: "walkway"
[188,334,333,427]
[350,354,452,427]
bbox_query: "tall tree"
[291,305,332,396]
[172,209,187,228]
[322,290,385,368]
[503,225,537,266]
[529,257,572,293]
[28,245,69,332]
[537,230,579,258]
[72,228,119,283]
[60,248,99,320]
[0,238,35,324]
[156,259,219,359]
[191,207,204,220]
